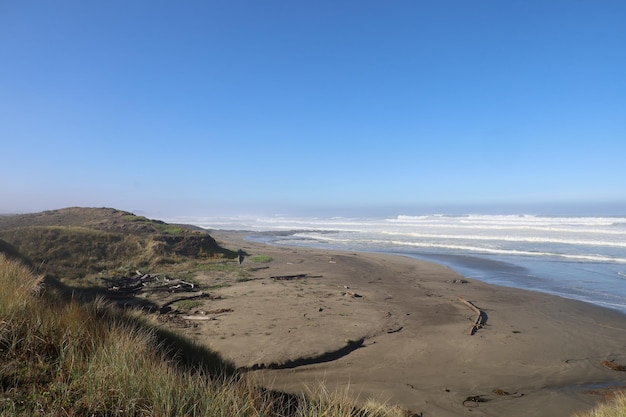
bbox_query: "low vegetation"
[172,299,204,311]
[573,393,626,417]
[122,214,186,235]
[249,255,273,263]
[1,207,623,417]
[0,252,407,416]
[0,206,410,417]
[0,207,236,281]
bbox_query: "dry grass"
[572,393,626,417]
[0,226,153,279]
[0,225,238,283]
[0,253,407,417]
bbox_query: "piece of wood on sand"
[601,360,626,371]
[457,296,485,335]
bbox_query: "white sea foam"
[171,213,626,234]
[287,234,626,264]
[165,213,626,314]
[377,231,626,248]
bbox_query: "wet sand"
[189,230,626,417]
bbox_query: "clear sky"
[2,1,625,217]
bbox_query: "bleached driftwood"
[102,273,196,294]
[457,296,484,335]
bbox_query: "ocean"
[169,213,626,315]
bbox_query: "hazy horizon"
[3,200,626,220]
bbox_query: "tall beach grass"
[0,252,405,417]
[573,393,626,417]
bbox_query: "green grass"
[155,224,186,235]
[196,260,239,272]
[0,225,236,284]
[122,214,186,235]
[195,260,253,280]
[249,255,273,263]
[122,214,152,222]
[0,252,407,417]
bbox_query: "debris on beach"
[386,326,403,334]
[271,273,322,280]
[100,270,222,327]
[343,290,362,298]
[462,395,489,407]
[102,271,196,295]
[601,360,626,371]
[457,296,486,335]
[492,388,523,397]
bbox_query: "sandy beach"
[181,230,626,417]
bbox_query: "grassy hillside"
[0,252,406,416]
[0,207,191,235]
[0,207,235,280]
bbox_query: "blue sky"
[2,1,625,217]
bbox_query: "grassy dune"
[0,253,406,417]
[0,207,237,281]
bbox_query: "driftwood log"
[457,296,485,335]
[102,273,196,295]
[271,274,308,280]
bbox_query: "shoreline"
[187,230,626,417]
[401,252,626,317]
[247,232,626,317]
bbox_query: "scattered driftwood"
[492,388,523,397]
[343,291,362,298]
[602,360,626,371]
[270,274,322,280]
[102,273,158,293]
[386,326,403,334]
[142,278,196,293]
[457,296,485,335]
[463,395,489,407]
[102,272,196,295]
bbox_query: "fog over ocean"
[170,212,626,315]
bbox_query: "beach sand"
[181,230,626,417]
